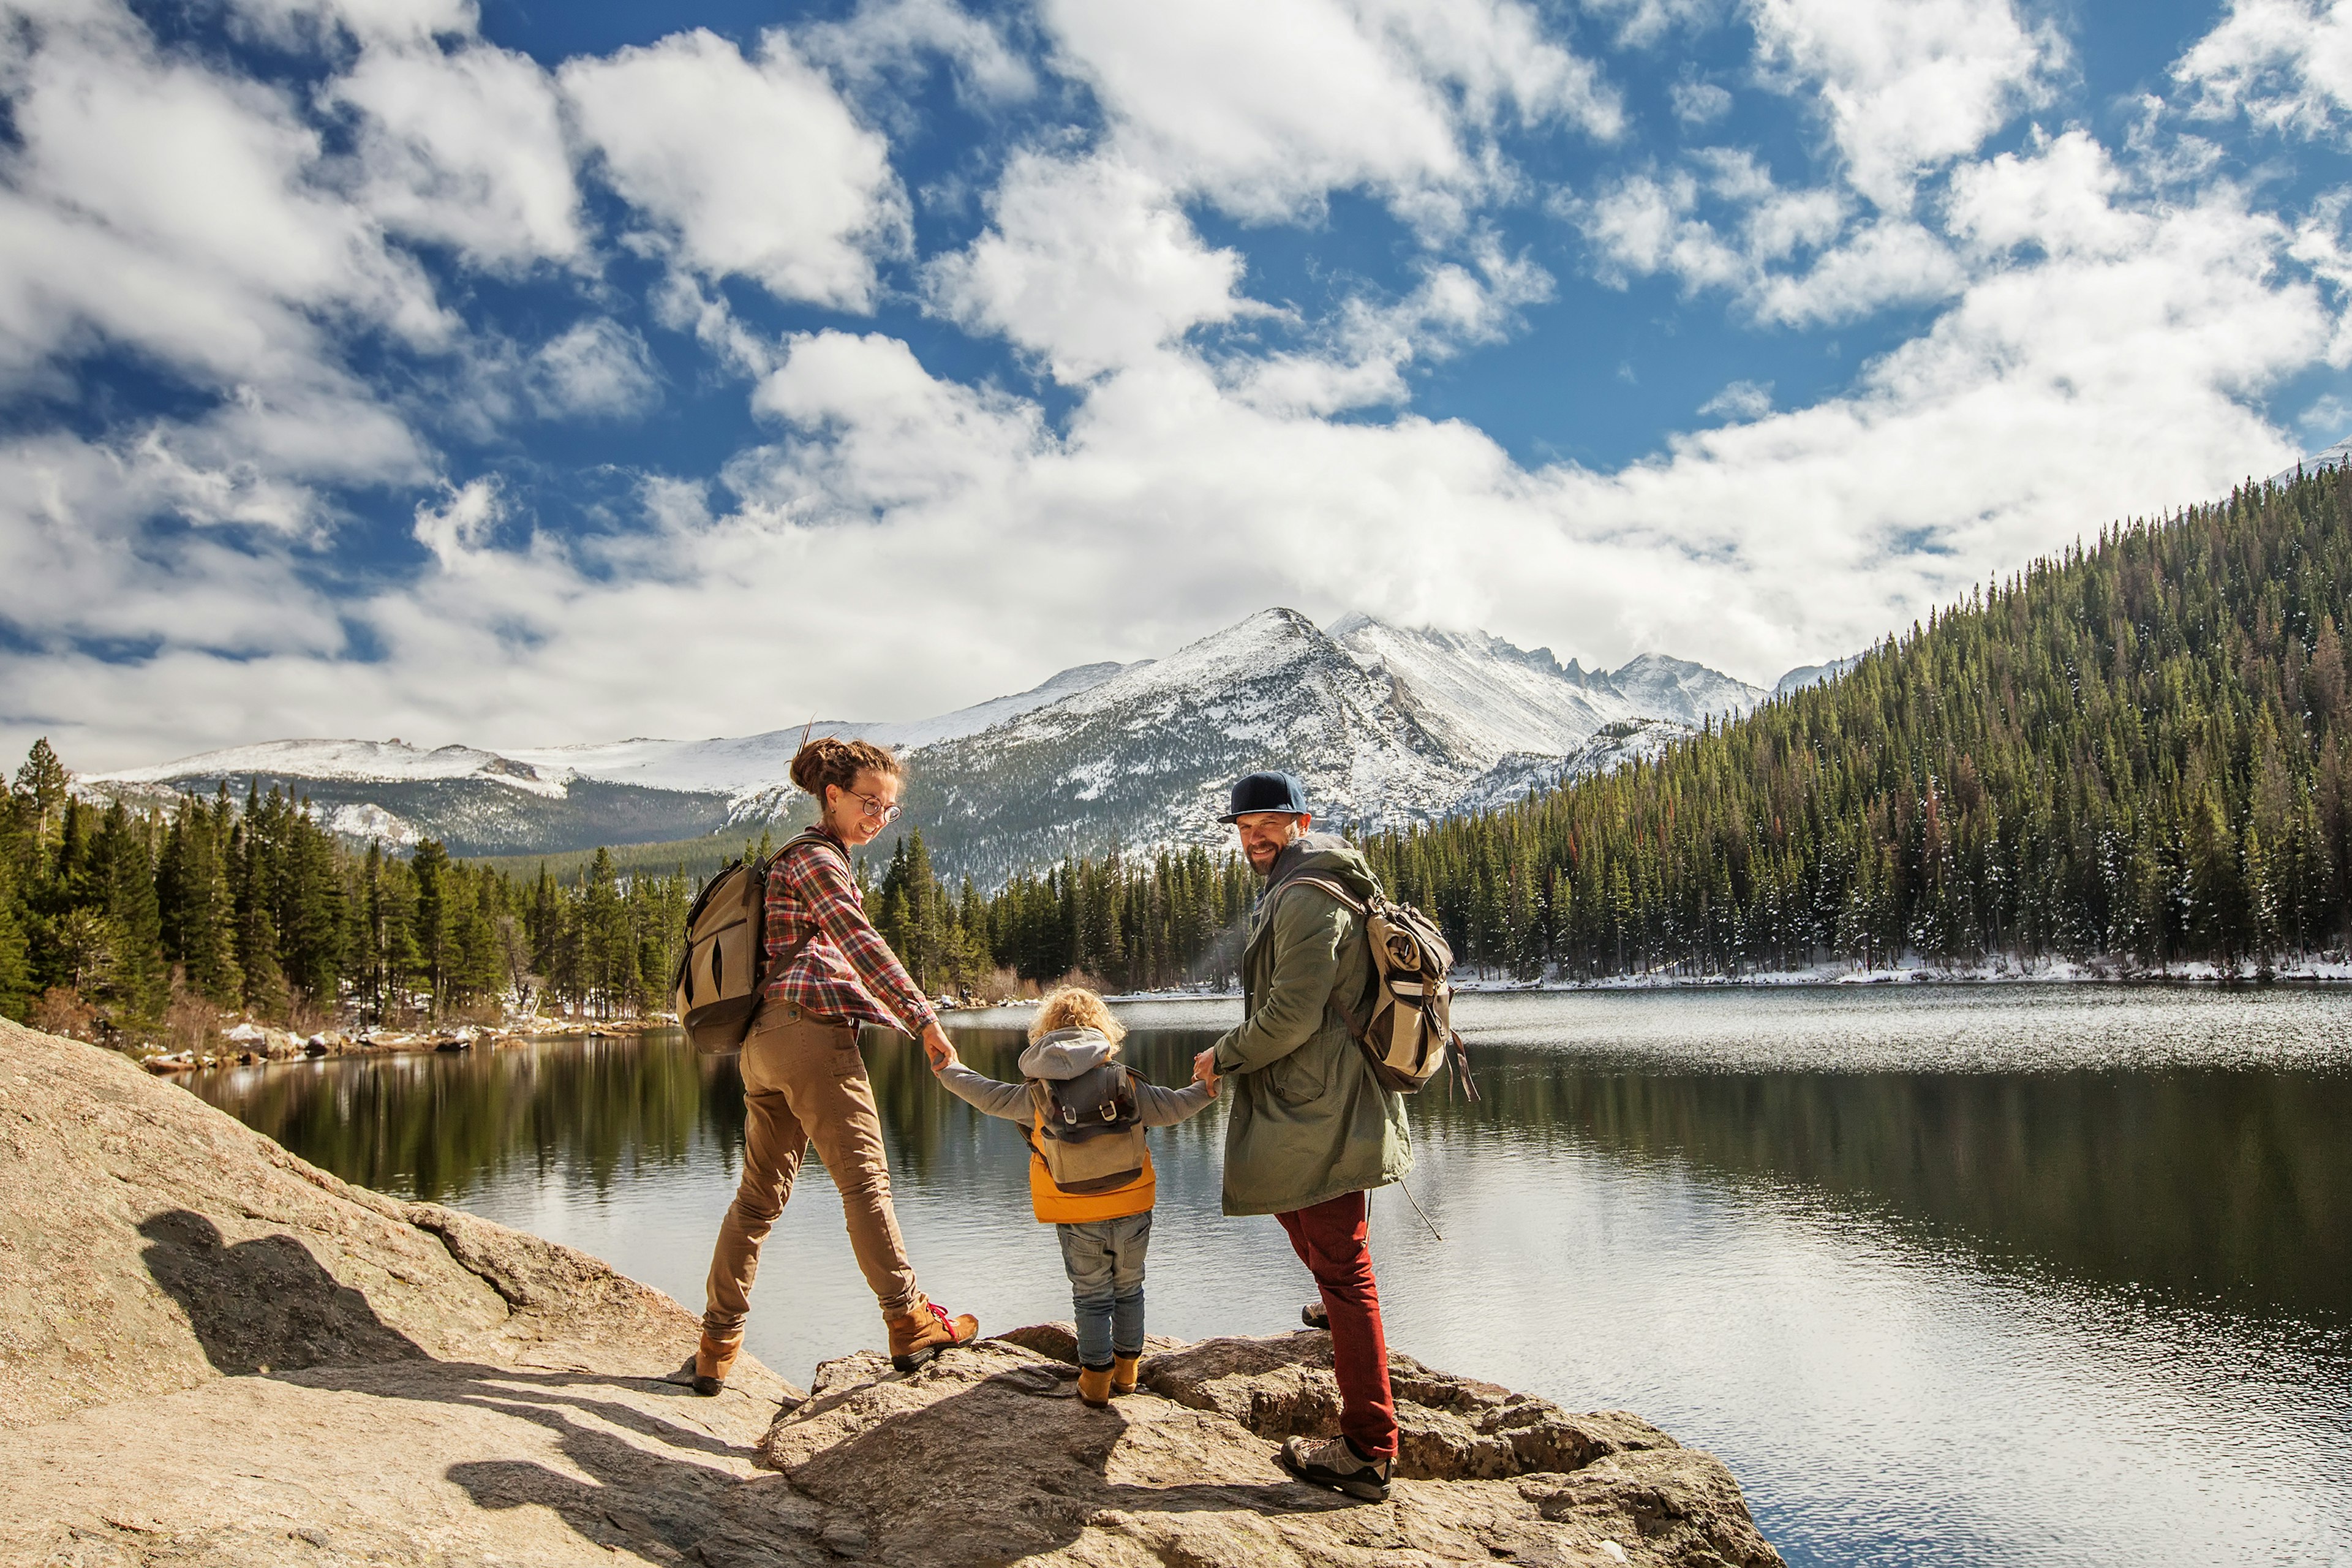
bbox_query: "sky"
[6,0,2352,771]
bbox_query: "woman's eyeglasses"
[846,788,902,826]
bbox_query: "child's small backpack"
[1280,875,1472,1096]
[671,829,843,1051]
[1025,1062,1147,1193]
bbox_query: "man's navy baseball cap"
[1219,771,1311,823]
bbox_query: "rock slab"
[0,1019,1782,1566]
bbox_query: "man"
[1193,771,1412,1502]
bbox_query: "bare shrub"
[978,967,1041,1003]
[31,986,97,1041]
[163,973,222,1055]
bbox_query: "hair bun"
[790,734,902,799]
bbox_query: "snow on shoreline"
[988,955,2352,1009]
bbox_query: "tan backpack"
[671,829,844,1051]
[1023,1063,1147,1193]
[1281,875,1473,1096]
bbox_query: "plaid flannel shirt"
[762,832,938,1038]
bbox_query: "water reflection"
[187,988,2352,1568]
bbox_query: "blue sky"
[6,0,2352,769]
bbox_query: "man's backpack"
[1280,875,1472,1096]
[1024,1063,1147,1194]
[671,829,843,1052]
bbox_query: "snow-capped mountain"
[1327,614,1641,760]
[1602,652,1766,726]
[898,609,1470,880]
[2270,431,2351,486]
[1773,653,1864,698]
[99,738,575,797]
[498,660,1139,800]
[87,609,1777,875]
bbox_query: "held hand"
[921,1022,958,1072]
[1192,1047,1219,1092]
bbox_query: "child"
[930,986,1215,1406]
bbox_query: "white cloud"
[2173,0,2352,141]
[527,320,662,420]
[1671,77,1734,126]
[325,37,586,271]
[1040,0,1617,225]
[799,0,1038,108]
[1581,0,1725,49]
[6,0,2350,796]
[925,153,1252,383]
[1750,0,2065,211]
[224,0,477,49]
[25,156,2324,774]
[0,2,450,389]
[2301,392,2352,437]
[412,477,502,569]
[561,28,908,309]
[1574,154,1956,326]
[1231,236,1555,414]
[1700,379,1773,418]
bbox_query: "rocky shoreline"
[1,1015,1784,1567]
[135,1014,673,1074]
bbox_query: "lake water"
[187,986,2352,1568]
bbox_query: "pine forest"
[4,464,2349,1049]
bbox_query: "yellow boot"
[1110,1353,1142,1396]
[1077,1363,1114,1408]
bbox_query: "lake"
[186,986,2352,1568]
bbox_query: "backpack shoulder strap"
[775,826,851,873]
[1275,873,1367,916]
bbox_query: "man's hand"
[921,1022,959,1072]
[1192,1047,1219,1092]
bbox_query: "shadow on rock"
[138,1209,426,1376]
[745,1335,1785,1568]
[140,1207,818,1564]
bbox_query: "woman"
[693,735,978,1393]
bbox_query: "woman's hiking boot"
[692,1330,742,1396]
[886,1295,978,1373]
[1110,1353,1142,1395]
[1301,1300,1329,1330]
[1077,1363,1115,1408]
[1279,1434,1392,1502]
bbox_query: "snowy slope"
[1601,653,1766,725]
[1327,614,1640,764]
[1773,653,1864,698]
[94,739,575,798]
[85,611,1768,876]
[2269,432,2351,485]
[899,609,1478,881]
[500,661,1137,796]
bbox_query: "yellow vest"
[1025,1105,1156,1224]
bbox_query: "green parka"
[1208,834,1412,1216]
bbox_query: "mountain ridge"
[84,609,1801,878]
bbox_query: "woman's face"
[824,767,902,846]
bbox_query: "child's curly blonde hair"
[1028,985,1126,1046]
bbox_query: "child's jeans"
[1056,1212,1152,1368]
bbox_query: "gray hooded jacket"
[936,1027,1215,1126]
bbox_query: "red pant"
[1276,1191,1397,1459]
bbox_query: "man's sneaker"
[886,1294,979,1373]
[692,1330,742,1396]
[1300,1300,1330,1330]
[1278,1434,1392,1502]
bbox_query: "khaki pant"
[703,1000,921,1335]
